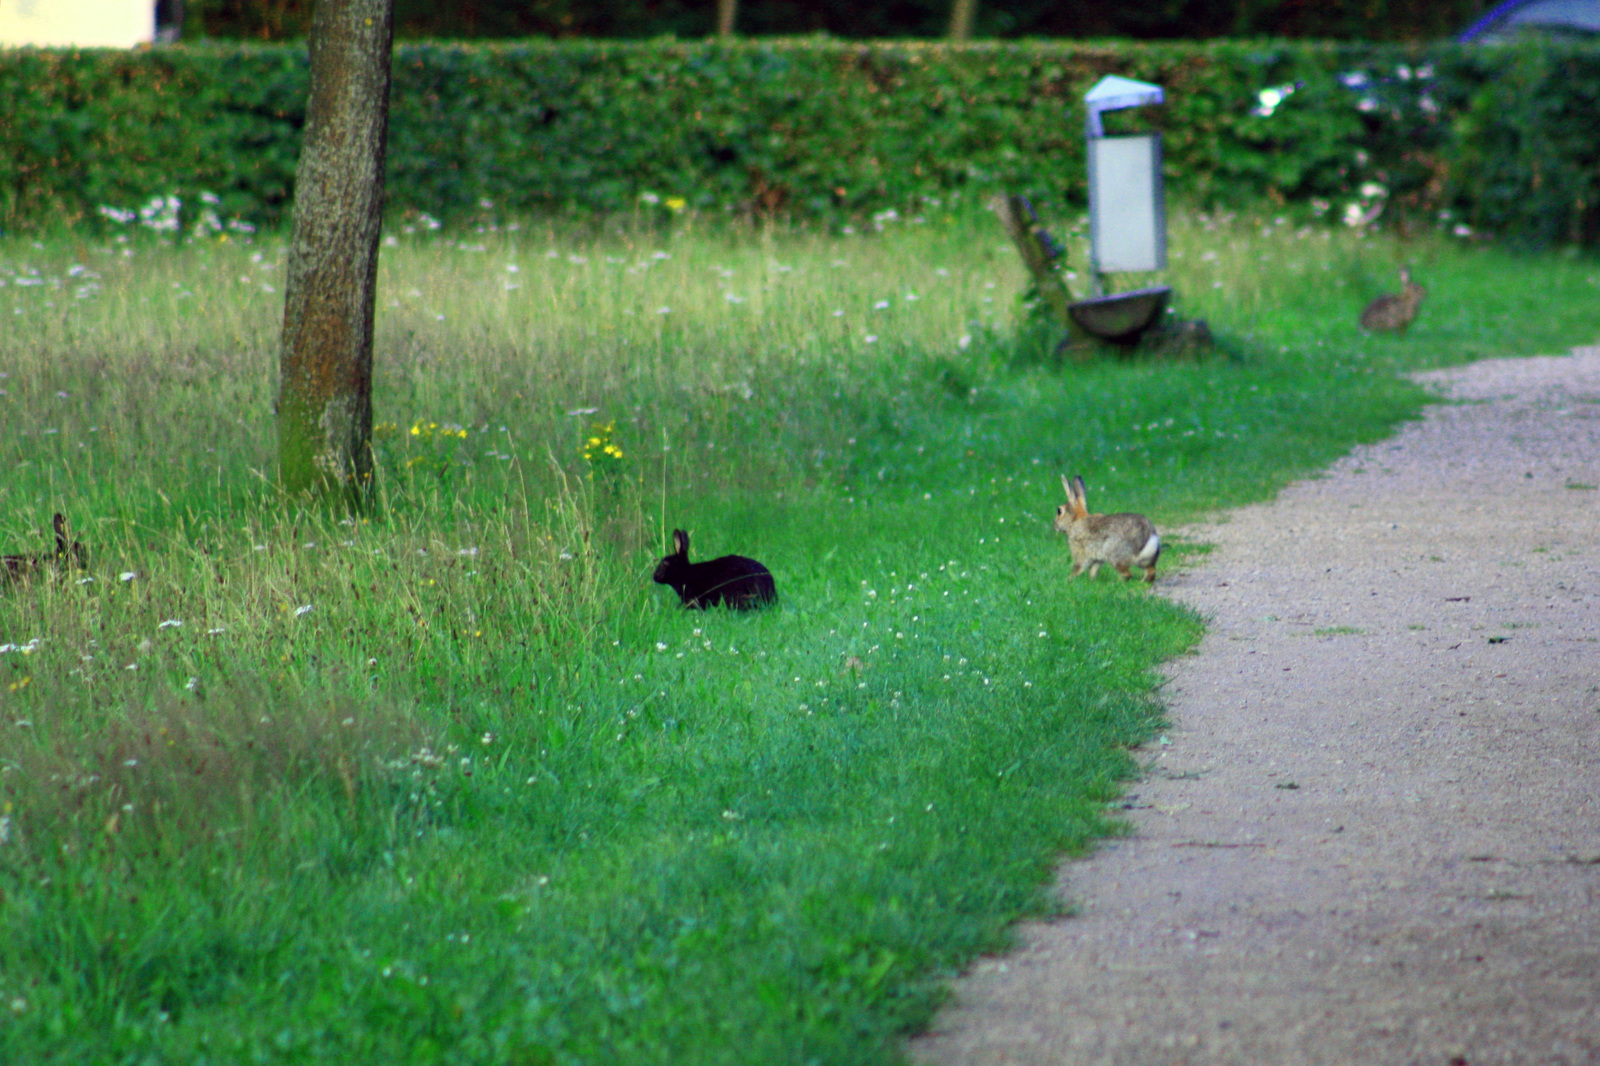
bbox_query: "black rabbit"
[653,529,775,610]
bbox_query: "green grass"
[0,205,1595,1063]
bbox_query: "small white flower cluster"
[97,193,256,237]
[1343,182,1388,229]
[1252,82,1298,118]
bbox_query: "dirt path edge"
[910,348,1600,1066]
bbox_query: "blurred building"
[0,0,174,48]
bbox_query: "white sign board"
[0,0,154,48]
[1088,133,1166,274]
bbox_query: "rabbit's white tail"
[1134,534,1161,568]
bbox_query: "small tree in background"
[277,0,395,504]
[948,0,976,41]
[717,0,738,37]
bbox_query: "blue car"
[1458,0,1600,42]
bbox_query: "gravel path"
[911,348,1600,1066]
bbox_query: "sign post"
[1065,75,1174,344]
[1084,75,1167,294]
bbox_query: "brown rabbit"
[1360,267,1426,334]
[1054,475,1161,583]
[2,513,86,585]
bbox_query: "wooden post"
[992,194,1076,324]
[277,0,394,503]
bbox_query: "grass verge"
[0,205,1595,1062]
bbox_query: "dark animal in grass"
[1360,267,1426,334]
[653,529,775,609]
[2,514,87,585]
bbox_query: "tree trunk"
[716,0,738,37]
[277,0,394,503]
[948,0,977,41]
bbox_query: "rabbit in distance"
[653,528,776,609]
[1054,475,1161,583]
[1359,267,1426,334]
[3,513,86,585]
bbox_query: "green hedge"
[2,38,1597,245]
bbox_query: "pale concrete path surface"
[911,348,1600,1066]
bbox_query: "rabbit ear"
[672,529,690,557]
[1069,476,1089,519]
[1061,474,1074,499]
